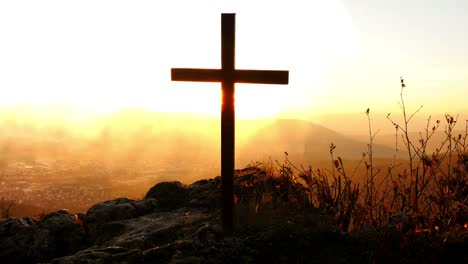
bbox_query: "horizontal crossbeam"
[236,70,288,84]
[171,69,221,82]
[171,68,289,84]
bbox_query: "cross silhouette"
[171,13,289,235]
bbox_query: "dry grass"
[236,77,467,244]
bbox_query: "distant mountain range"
[350,129,467,156]
[0,107,401,165]
[238,119,398,163]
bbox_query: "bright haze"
[1,0,467,117]
[0,1,467,214]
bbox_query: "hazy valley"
[0,106,466,216]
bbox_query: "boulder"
[51,209,214,264]
[145,181,187,211]
[84,198,137,235]
[0,210,86,263]
[132,198,159,216]
[186,177,221,209]
[84,198,157,243]
[0,217,36,237]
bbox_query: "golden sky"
[0,0,466,119]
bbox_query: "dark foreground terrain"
[0,167,466,264]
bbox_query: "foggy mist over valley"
[1,105,466,216]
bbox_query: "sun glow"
[0,1,355,118]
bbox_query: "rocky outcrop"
[52,209,219,264]
[144,181,187,211]
[0,210,86,263]
[186,177,221,209]
[83,198,158,243]
[0,170,229,264]
[1,167,466,264]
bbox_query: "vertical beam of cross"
[221,14,235,236]
[171,13,289,235]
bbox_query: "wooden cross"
[171,13,289,234]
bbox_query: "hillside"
[1,167,465,263]
[239,119,399,163]
[351,130,467,155]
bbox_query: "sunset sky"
[0,0,467,119]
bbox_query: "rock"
[132,198,158,216]
[142,244,174,263]
[34,210,86,259]
[0,210,86,263]
[0,217,37,262]
[0,217,36,237]
[145,181,187,211]
[83,198,138,243]
[51,209,213,264]
[186,177,221,209]
[193,223,223,243]
[108,209,211,249]
[142,240,194,262]
[4,167,462,264]
[82,197,158,245]
[171,255,202,264]
[50,246,142,264]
